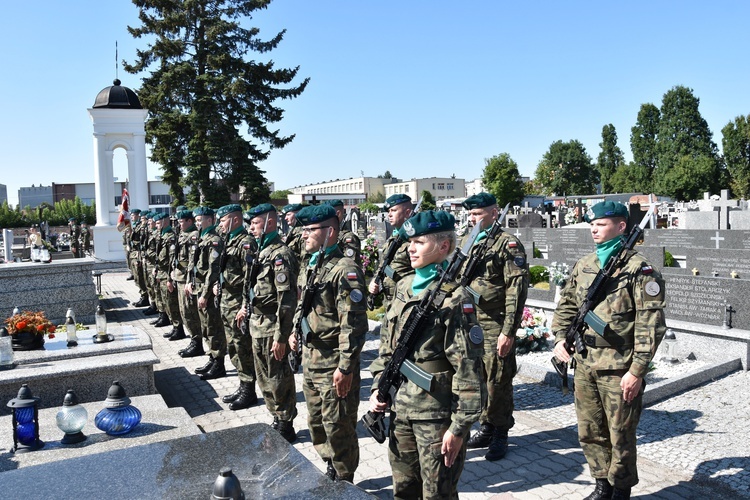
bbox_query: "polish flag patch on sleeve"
[347,272,358,280]
[642,265,653,274]
[243,243,252,250]
[274,257,284,266]
[508,241,517,248]
[462,303,475,314]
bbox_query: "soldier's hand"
[167,281,175,293]
[497,334,514,357]
[368,391,388,413]
[621,372,643,404]
[553,340,571,364]
[368,280,381,295]
[271,341,286,361]
[212,283,219,296]
[184,283,193,296]
[235,309,247,328]
[333,369,352,398]
[197,296,208,310]
[289,333,298,352]
[441,431,464,467]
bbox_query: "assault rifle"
[288,230,331,373]
[551,204,655,393]
[361,222,483,444]
[366,196,423,311]
[340,209,352,231]
[214,229,232,309]
[459,203,511,303]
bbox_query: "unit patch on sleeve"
[349,289,363,303]
[469,325,484,345]
[644,281,661,297]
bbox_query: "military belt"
[583,334,633,349]
[413,358,453,374]
[308,338,339,351]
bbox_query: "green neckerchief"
[475,229,488,243]
[200,224,217,237]
[392,229,400,237]
[411,260,449,296]
[185,224,197,233]
[228,225,245,242]
[256,230,279,251]
[596,236,623,268]
[160,226,173,236]
[308,243,339,268]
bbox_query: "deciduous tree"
[481,153,525,207]
[596,124,625,193]
[722,114,750,198]
[534,140,598,196]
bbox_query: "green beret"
[400,210,455,239]
[192,206,215,217]
[152,212,168,221]
[282,203,303,214]
[176,210,194,220]
[462,192,496,210]
[584,201,629,223]
[384,194,412,210]
[216,204,242,219]
[245,203,276,220]
[68,217,78,222]
[296,205,337,225]
[326,199,344,208]
[141,211,152,218]
[175,205,187,212]
[131,209,141,215]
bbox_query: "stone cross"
[712,189,738,230]
[575,198,586,223]
[520,202,533,215]
[710,231,725,249]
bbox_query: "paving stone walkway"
[100,268,747,499]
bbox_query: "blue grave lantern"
[95,381,141,435]
[7,384,45,453]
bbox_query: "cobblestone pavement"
[100,269,747,499]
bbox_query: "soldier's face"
[388,204,412,228]
[249,214,275,237]
[219,214,239,234]
[590,217,626,244]
[178,218,193,231]
[303,224,334,253]
[408,236,449,269]
[284,211,297,226]
[468,206,497,231]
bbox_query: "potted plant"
[4,311,57,351]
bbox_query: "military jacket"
[156,227,176,280]
[338,230,362,268]
[145,227,159,265]
[195,226,223,300]
[370,274,486,437]
[378,232,414,303]
[296,247,368,373]
[246,234,298,342]
[221,227,256,304]
[552,249,667,378]
[173,227,199,283]
[80,227,90,247]
[285,225,306,262]
[121,226,132,252]
[459,231,529,339]
[69,224,81,244]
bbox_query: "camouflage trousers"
[479,337,517,432]
[131,253,148,298]
[220,297,255,384]
[159,280,181,328]
[252,335,297,422]
[574,362,644,489]
[176,281,201,339]
[302,366,360,481]
[148,268,162,311]
[388,414,467,499]
[198,301,226,358]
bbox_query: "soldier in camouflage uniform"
[367,194,416,312]
[80,220,91,256]
[369,210,486,499]
[553,201,666,500]
[326,199,362,268]
[68,217,81,258]
[282,203,306,268]
[186,207,228,380]
[130,210,150,307]
[289,204,368,482]
[215,204,259,410]
[461,193,529,461]
[172,210,203,356]
[155,213,183,338]
[236,203,299,442]
[143,213,164,318]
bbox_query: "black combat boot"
[194,355,214,374]
[143,304,158,316]
[611,487,631,500]
[276,420,297,443]
[583,478,614,500]
[133,296,149,307]
[271,416,279,430]
[200,357,226,381]
[153,312,170,327]
[168,325,187,341]
[325,460,337,481]
[466,423,494,449]
[126,274,134,280]
[485,429,509,461]
[180,339,205,357]
[228,382,258,410]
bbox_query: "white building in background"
[465,178,484,197]
[288,176,392,206]
[384,177,465,203]
[18,185,54,208]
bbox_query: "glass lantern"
[7,384,45,453]
[0,327,15,370]
[95,381,141,435]
[66,307,77,326]
[56,389,88,444]
[662,329,678,364]
[65,316,78,347]
[93,304,113,343]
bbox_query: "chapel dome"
[92,79,143,109]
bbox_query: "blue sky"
[2,1,749,207]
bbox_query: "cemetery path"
[100,268,747,499]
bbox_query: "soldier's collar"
[307,243,339,268]
[200,224,217,237]
[228,225,245,241]
[160,226,173,236]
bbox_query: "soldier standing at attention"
[282,203,306,267]
[173,210,203,357]
[289,204,368,482]
[130,210,150,308]
[187,207,228,380]
[461,193,529,461]
[143,213,162,317]
[368,210,486,499]
[155,213,184,340]
[553,201,666,500]
[326,199,362,268]
[215,204,259,410]
[68,217,81,258]
[236,203,299,442]
[80,219,91,256]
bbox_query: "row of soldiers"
[67,216,91,258]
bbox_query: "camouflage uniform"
[245,232,298,425]
[370,274,486,499]
[69,223,81,258]
[284,225,306,266]
[552,250,666,489]
[80,225,91,254]
[156,226,181,329]
[338,229,362,268]
[130,219,149,303]
[145,225,162,311]
[174,223,201,340]
[298,246,368,481]
[195,224,226,359]
[460,231,529,442]
[377,230,414,312]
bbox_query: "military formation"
[120,194,663,500]
[67,216,92,258]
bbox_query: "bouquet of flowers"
[4,310,57,338]
[361,232,380,276]
[549,261,570,287]
[564,210,578,225]
[515,307,550,355]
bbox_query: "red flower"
[37,324,46,332]
[48,324,57,333]
[48,333,55,339]
[16,321,27,330]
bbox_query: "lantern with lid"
[94,381,141,435]
[0,327,15,370]
[7,384,45,453]
[93,304,113,343]
[56,389,88,444]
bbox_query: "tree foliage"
[125,0,309,208]
[358,201,379,214]
[533,140,598,196]
[596,124,625,193]
[0,198,96,228]
[419,190,437,211]
[270,189,292,200]
[367,191,386,204]
[722,114,750,198]
[610,162,651,194]
[481,153,524,207]
[630,103,660,187]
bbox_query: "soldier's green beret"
[68,217,78,222]
[152,212,168,221]
[216,204,242,219]
[296,205,337,225]
[400,210,455,239]
[384,194,412,210]
[176,210,194,220]
[175,205,187,212]
[584,201,629,223]
[245,203,276,220]
[142,211,152,218]
[192,206,215,217]
[462,192,497,210]
[281,203,303,214]
[131,209,141,215]
[326,199,344,208]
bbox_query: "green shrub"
[533,246,542,258]
[664,250,674,267]
[529,265,550,285]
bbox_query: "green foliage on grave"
[529,265,550,285]
[664,250,675,267]
[533,246,542,258]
